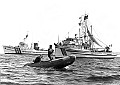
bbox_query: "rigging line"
[86,17,104,43]
[91,26,107,46]
[94,36,107,46]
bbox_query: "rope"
[93,31,107,47]
[87,19,108,47]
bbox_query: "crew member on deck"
[33,54,43,63]
[105,46,110,52]
[48,45,54,61]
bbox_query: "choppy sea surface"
[1,54,120,85]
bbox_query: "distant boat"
[54,43,117,59]
[54,14,117,58]
[3,34,48,55]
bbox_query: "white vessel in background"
[3,34,48,55]
[54,14,118,58]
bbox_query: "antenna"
[79,28,80,40]
[91,25,92,34]
[68,32,69,38]
[58,35,59,43]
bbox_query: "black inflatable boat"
[24,55,76,69]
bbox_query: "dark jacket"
[48,48,54,60]
[34,56,41,63]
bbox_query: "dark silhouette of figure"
[105,46,110,52]
[33,54,43,63]
[48,45,54,61]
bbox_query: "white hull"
[3,46,16,54]
[3,45,48,55]
[66,51,117,59]
[65,48,90,53]
[55,46,118,59]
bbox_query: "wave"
[87,74,120,81]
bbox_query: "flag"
[26,34,28,38]
[24,34,28,40]
[84,14,88,20]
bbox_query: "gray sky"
[0,0,120,53]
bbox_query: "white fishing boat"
[3,34,48,55]
[54,44,117,59]
[54,14,118,58]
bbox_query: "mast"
[79,28,81,49]
[58,35,59,43]
[90,25,93,49]
[78,16,82,49]
[79,28,80,42]
[68,32,69,38]
[91,25,92,34]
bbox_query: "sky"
[0,0,120,53]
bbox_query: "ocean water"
[1,54,120,85]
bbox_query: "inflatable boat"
[24,55,76,69]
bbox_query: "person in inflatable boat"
[48,45,54,61]
[33,54,43,63]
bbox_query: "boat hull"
[54,45,117,59]
[3,46,17,54]
[3,45,48,55]
[66,51,117,59]
[25,55,76,69]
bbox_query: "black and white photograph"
[0,0,120,85]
